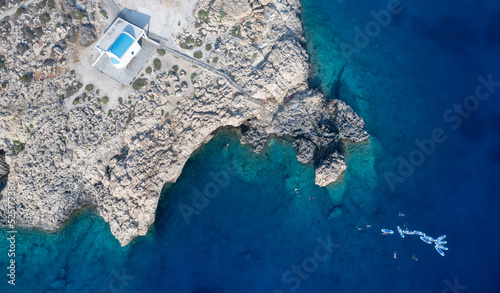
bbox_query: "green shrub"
[231,26,242,38]
[81,92,86,101]
[73,98,80,105]
[22,26,36,42]
[194,22,201,28]
[193,51,202,59]
[0,61,4,69]
[218,11,227,20]
[205,44,212,51]
[1,81,7,88]
[34,27,44,38]
[197,9,210,22]
[190,73,197,82]
[172,65,179,73]
[145,66,152,74]
[153,58,161,70]
[85,84,94,91]
[16,43,29,54]
[20,73,33,83]
[195,39,203,47]
[76,82,83,89]
[102,96,109,104]
[37,1,46,9]
[99,10,107,18]
[212,57,219,63]
[118,97,123,104]
[157,48,166,56]
[16,7,25,15]
[252,52,258,59]
[132,78,147,90]
[13,140,25,153]
[47,0,55,9]
[76,9,86,20]
[39,12,51,24]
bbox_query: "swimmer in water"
[394,251,397,259]
[399,211,405,217]
[412,254,418,261]
[308,196,315,200]
[295,188,299,193]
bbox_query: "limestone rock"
[315,151,347,187]
[330,99,369,142]
[78,25,95,47]
[293,138,316,164]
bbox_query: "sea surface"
[2,0,500,292]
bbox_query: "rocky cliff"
[0,0,368,245]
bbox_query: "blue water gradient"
[2,0,500,292]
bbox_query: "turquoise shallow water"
[2,0,500,292]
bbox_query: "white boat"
[420,236,433,244]
[381,229,394,235]
[438,245,449,251]
[413,230,426,236]
[397,226,405,238]
[436,235,446,241]
[403,230,415,235]
[435,245,445,256]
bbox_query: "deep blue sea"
[2,0,500,292]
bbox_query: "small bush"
[145,66,152,74]
[39,12,51,25]
[16,7,25,15]
[153,58,161,70]
[231,26,242,38]
[193,51,203,59]
[16,43,29,54]
[81,92,86,101]
[194,22,201,29]
[37,1,46,9]
[99,10,107,18]
[212,57,219,63]
[76,82,83,89]
[47,0,56,9]
[1,82,7,88]
[13,140,25,153]
[85,84,94,91]
[190,73,197,82]
[205,44,212,51]
[102,96,109,104]
[197,9,210,22]
[73,98,80,105]
[118,97,123,104]
[218,11,227,20]
[172,65,179,73]
[157,48,166,56]
[34,27,44,38]
[20,73,33,83]
[132,78,147,90]
[252,52,258,59]
[76,9,86,20]
[195,39,202,47]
